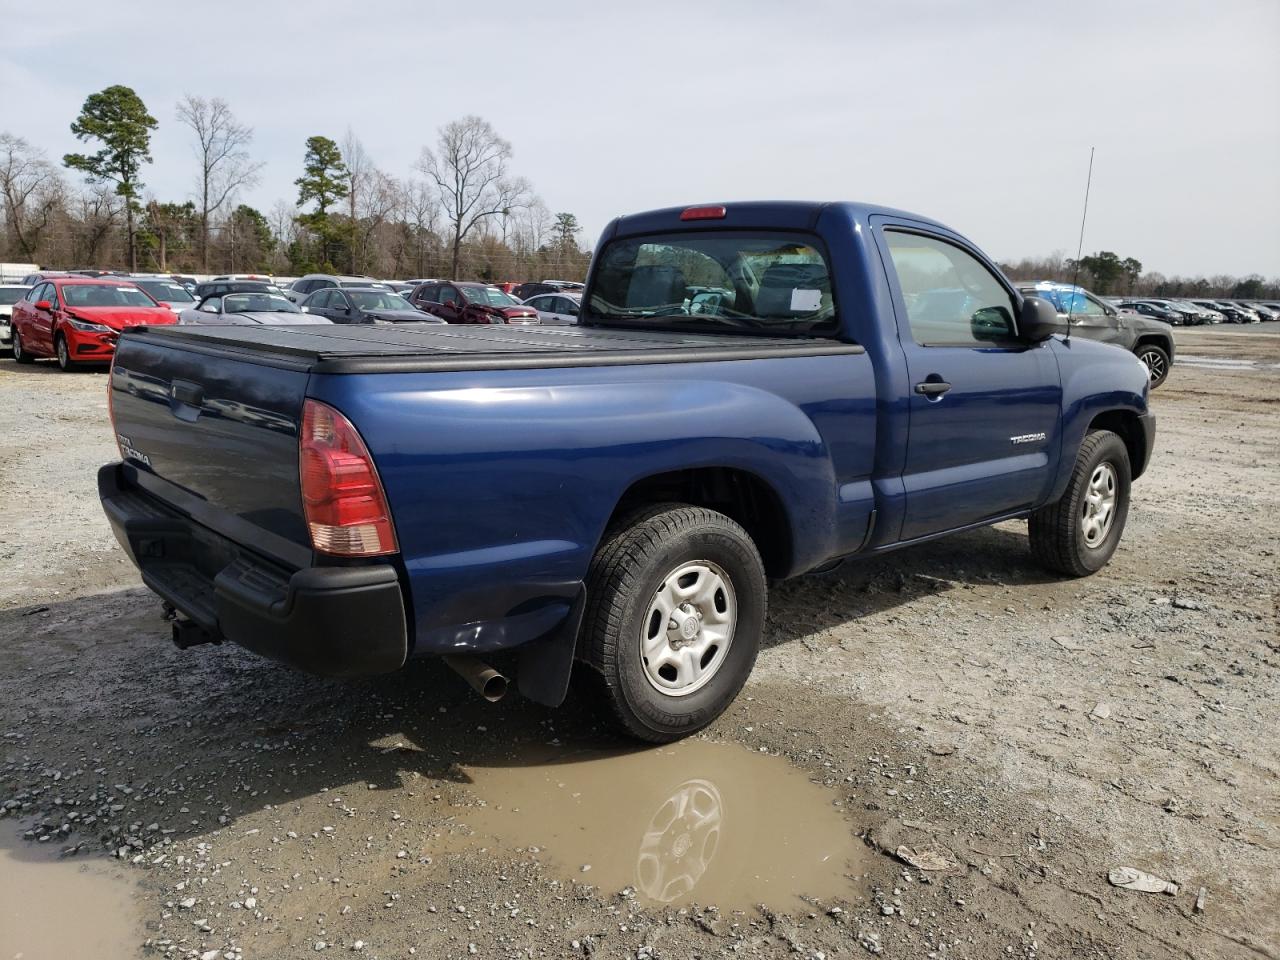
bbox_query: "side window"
[317,279,337,290]
[311,290,331,308]
[30,283,48,303]
[330,292,349,311]
[884,231,1018,346]
[439,286,459,306]
[420,285,440,303]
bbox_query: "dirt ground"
[1,326,1277,960]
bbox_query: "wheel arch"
[1087,409,1149,479]
[604,466,794,579]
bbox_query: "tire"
[1134,343,1170,389]
[1030,430,1131,578]
[581,504,767,743]
[12,327,33,364]
[55,334,78,372]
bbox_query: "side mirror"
[35,300,51,311]
[1019,296,1064,342]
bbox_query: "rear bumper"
[99,462,408,677]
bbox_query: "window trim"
[880,225,1023,349]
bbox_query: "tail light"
[299,399,398,557]
[680,205,727,221]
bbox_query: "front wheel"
[581,504,767,743]
[1134,343,1170,389]
[1030,430,1131,577]
[55,334,78,372]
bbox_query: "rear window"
[134,280,194,302]
[587,231,837,335]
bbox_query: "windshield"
[134,280,194,303]
[62,284,159,308]
[348,291,409,311]
[222,293,301,314]
[460,286,520,306]
[588,231,837,335]
[0,288,28,305]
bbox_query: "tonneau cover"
[123,323,863,373]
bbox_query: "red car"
[11,277,178,370]
[408,281,539,325]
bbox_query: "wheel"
[1134,343,1170,389]
[1030,430,1131,577]
[55,334,78,372]
[581,504,767,742]
[12,327,33,364]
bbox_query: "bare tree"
[176,95,263,271]
[0,132,64,261]
[416,116,532,279]
[401,179,440,278]
[339,128,372,273]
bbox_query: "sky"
[1,0,1277,278]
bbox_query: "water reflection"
[454,739,865,909]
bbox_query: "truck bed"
[124,323,863,373]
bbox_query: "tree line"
[1002,249,1278,300]
[0,85,591,282]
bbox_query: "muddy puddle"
[445,739,870,909]
[0,841,140,959]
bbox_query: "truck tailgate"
[108,334,312,554]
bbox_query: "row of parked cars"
[0,270,587,370]
[1104,296,1280,325]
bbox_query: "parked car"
[1116,300,1185,325]
[179,292,331,326]
[0,284,31,353]
[11,277,177,370]
[523,291,581,325]
[1016,282,1174,388]
[511,280,573,301]
[301,287,447,325]
[541,279,585,291]
[210,273,276,282]
[18,270,73,286]
[286,274,389,303]
[129,277,197,314]
[1243,302,1278,321]
[408,281,539,324]
[100,200,1155,742]
[193,279,284,301]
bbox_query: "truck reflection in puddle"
[449,738,869,908]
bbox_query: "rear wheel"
[581,504,766,743]
[1030,430,1131,577]
[55,334,78,372]
[1134,343,1170,388]
[12,327,33,364]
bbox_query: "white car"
[128,277,197,314]
[523,291,581,326]
[0,284,32,352]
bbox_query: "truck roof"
[606,200,955,238]
[126,322,862,375]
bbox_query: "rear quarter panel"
[307,352,878,656]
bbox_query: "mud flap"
[517,586,585,707]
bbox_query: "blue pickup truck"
[100,201,1155,742]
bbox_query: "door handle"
[914,380,952,398]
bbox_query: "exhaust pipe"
[443,656,509,702]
